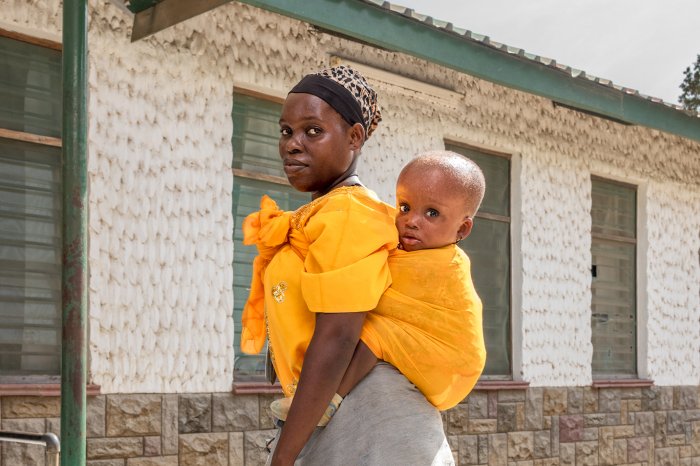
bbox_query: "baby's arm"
[337,340,378,397]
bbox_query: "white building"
[1,1,698,464]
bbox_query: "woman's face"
[278,93,363,195]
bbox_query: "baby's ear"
[457,217,474,241]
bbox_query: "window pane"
[591,178,636,377]
[461,218,510,375]
[591,178,636,238]
[591,239,636,375]
[0,138,62,375]
[450,144,512,377]
[0,37,62,138]
[232,177,308,380]
[445,143,509,217]
[232,94,285,177]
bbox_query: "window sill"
[474,380,530,391]
[0,384,102,397]
[232,381,283,395]
[232,379,532,395]
[591,379,653,388]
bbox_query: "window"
[446,143,511,377]
[232,91,308,381]
[0,34,62,378]
[590,177,637,377]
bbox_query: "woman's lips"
[283,159,306,175]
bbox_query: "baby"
[273,150,487,422]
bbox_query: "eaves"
[122,0,700,143]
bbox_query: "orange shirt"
[360,245,486,410]
[240,186,397,395]
[241,188,485,409]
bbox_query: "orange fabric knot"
[242,195,292,255]
[240,195,292,355]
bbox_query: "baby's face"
[395,168,471,252]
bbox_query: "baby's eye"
[426,209,439,218]
[307,127,322,136]
[280,127,291,136]
[399,203,410,213]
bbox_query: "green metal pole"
[60,1,88,465]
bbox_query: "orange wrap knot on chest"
[240,195,292,355]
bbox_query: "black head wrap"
[289,65,382,139]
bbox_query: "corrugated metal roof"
[367,0,688,113]
[123,0,694,118]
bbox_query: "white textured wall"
[645,182,700,385]
[85,2,235,392]
[518,149,593,386]
[5,0,700,391]
[0,0,61,37]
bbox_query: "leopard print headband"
[290,65,382,139]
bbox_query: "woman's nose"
[283,133,302,153]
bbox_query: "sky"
[395,0,700,105]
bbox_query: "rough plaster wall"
[0,0,62,36]
[86,1,235,393]
[516,150,594,386]
[645,182,700,385]
[217,4,700,386]
[7,0,699,391]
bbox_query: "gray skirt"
[266,363,455,466]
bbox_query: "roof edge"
[241,0,700,142]
[127,0,700,142]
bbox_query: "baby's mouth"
[400,234,420,246]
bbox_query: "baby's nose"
[404,215,419,228]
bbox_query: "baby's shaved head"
[399,151,486,217]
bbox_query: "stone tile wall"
[1,386,698,465]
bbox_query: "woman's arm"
[270,312,365,465]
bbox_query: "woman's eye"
[280,128,291,136]
[399,204,409,213]
[426,209,439,218]
[307,127,322,136]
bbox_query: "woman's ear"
[348,123,366,151]
[457,217,474,242]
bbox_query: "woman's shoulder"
[292,186,395,230]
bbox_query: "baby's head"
[395,151,485,252]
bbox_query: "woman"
[241,66,454,465]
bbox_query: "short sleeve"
[300,191,397,313]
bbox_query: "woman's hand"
[270,312,366,464]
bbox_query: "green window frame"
[0,32,63,380]
[446,142,512,377]
[231,90,308,381]
[590,177,637,377]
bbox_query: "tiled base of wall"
[443,386,700,466]
[1,386,698,465]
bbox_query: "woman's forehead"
[280,93,339,121]
[282,93,328,112]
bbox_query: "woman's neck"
[312,173,363,199]
[312,153,363,199]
